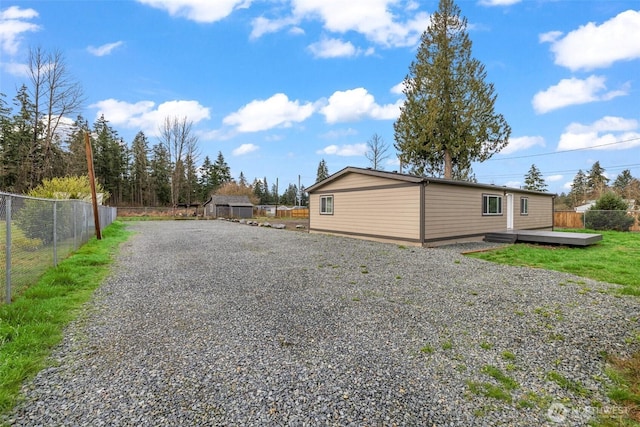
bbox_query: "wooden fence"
[276,209,309,218]
[554,211,640,231]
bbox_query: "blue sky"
[1,0,639,194]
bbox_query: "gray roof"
[306,166,556,196]
[208,195,254,207]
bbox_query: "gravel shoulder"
[6,220,639,426]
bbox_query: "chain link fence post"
[4,196,12,304]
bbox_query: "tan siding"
[314,172,403,192]
[514,194,554,230]
[310,177,421,242]
[424,184,506,241]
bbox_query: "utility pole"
[84,131,101,240]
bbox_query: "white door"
[506,193,514,230]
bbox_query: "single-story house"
[203,195,254,219]
[306,166,556,247]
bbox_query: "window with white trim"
[482,194,502,215]
[520,197,529,215]
[320,195,333,215]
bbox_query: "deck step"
[484,233,518,244]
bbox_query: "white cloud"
[547,175,563,182]
[252,0,430,49]
[390,81,406,95]
[557,116,640,151]
[505,181,521,188]
[232,143,259,156]
[320,87,402,123]
[90,99,210,135]
[136,0,252,23]
[316,143,367,156]
[500,136,545,155]
[538,30,562,44]
[320,128,358,139]
[541,9,640,71]
[308,37,369,58]
[250,16,298,39]
[87,41,124,57]
[223,93,315,132]
[0,5,40,55]
[478,0,521,6]
[2,61,28,76]
[532,76,627,114]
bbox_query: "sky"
[1,0,639,195]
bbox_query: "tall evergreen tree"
[568,169,588,208]
[92,115,127,204]
[262,177,270,204]
[11,85,41,192]
[238,171,248,187]
[0,92,17,191]
[393,0,510,179]
[586,161,609,198]
[252,178,265,205]
[149,143,171,205]
[213,151,231,184]
[612,169,638,201]
[130,131,150,206]
[523,164,547,192]
[280,183,298,206]
[182,153,199,205]
[198,155,217,201]
[65,115,90,177]
[316,159,329,182]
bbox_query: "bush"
[584,192,635,231]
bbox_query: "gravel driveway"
[7,220,639,426]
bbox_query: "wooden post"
[84,131,102,240]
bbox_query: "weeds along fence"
[554,210,640,232]
[1,192,117,304]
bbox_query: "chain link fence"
[554,210,640,232]
[1,192,117,304]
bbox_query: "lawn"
[466,229,640,295]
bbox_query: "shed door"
[506,193,514,230]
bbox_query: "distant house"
[203,195,254,219]
[575,201,596,213]
[306,166,556,247]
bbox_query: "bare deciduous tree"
[364,133,390,170]
[158,116,199,207]
[28,47,84,183]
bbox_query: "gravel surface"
[6,220,639,426]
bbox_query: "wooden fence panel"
[276,209,309,218]
[554,211,583,228]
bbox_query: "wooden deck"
[484,230,602,246]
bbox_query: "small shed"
[306,166,556,247]
[203,195,254,219]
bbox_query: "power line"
[476,163,640,181]
[487,136,640,161]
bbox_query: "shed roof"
[306,166,556,196]
[204,195,254,207]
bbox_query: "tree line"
[0,46,305,207]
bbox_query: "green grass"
[0,221,130,416]
[546,370,591,397]
[467,229,640,294]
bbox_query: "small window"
[520,197,529,215]
[320,195,333,215]
[483,194,502,215]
